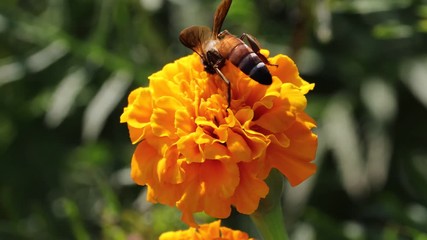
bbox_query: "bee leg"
[214,67,231,108]
[240,33,278,67]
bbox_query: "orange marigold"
[159,220,254,240]
[121,51,317,226]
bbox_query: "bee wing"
[213,0,232,36]
[179,26,212,57]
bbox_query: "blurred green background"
[1,0,427,239]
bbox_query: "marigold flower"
[121,50,317,226]
[159,220,254,240]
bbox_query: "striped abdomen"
[227,41,272,85]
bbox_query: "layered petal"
[120,87,153,143]
[159,220,254,240]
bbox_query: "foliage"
[1,0,427,239]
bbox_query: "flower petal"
[120,87,153,143]
[253,105,296,133]
[232,162,269,214]
[159,220,254,240]
[130,140,159,186]
[175,108,196,136]
[227,129,251,162]
[177,133,204,163]
[267,119,318,186]
[268,54,306,87]
[151,96,183,137]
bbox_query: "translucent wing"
[213,0,232,36]
[179,26,212,57]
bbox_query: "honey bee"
[179,0,275,106]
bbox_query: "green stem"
[250,169,288,240]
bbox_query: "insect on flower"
[179,0,276,106]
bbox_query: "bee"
[179,0,275,106]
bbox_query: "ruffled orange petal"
[151,96,183,137]
[120,87,153,143]
[231,162,269,214]
[176,133,204,163]
[268,54,306,87]
[131,141,159,186]
[157,145,186,184]
[175,108,196,136]
[267,119,318,186]
[177,160,239,225]
[226,129,251,162]
[159,220,254,240]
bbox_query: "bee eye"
[218,31,225,38]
